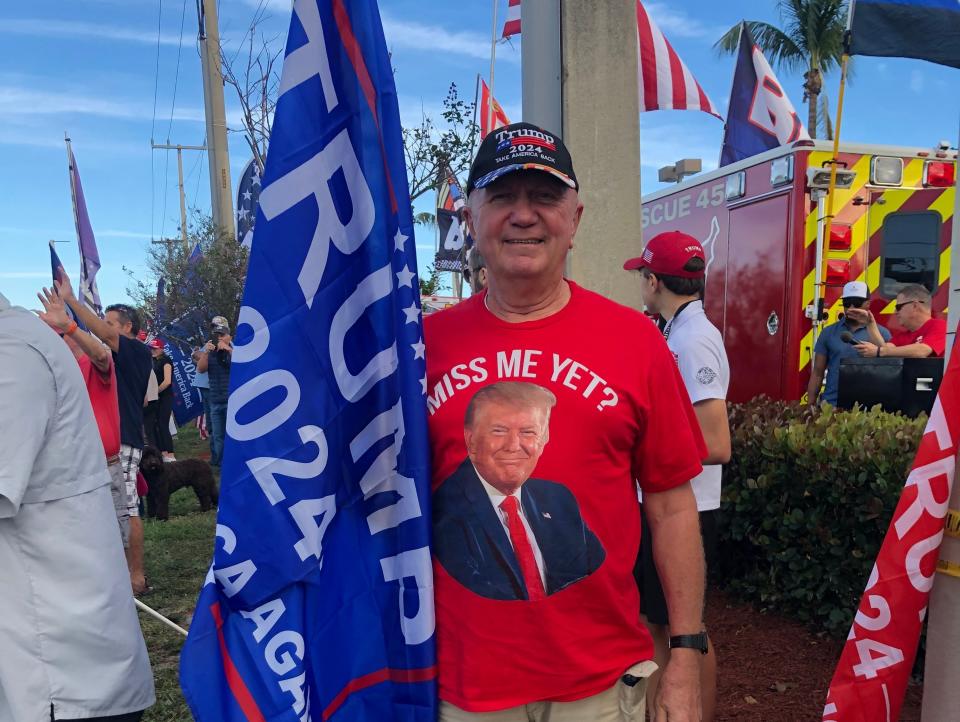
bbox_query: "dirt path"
[706,590,922,721]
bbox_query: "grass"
[140,424,217,722]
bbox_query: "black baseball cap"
[466,122,578,194]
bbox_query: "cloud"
[0,128,148,156]
[639,122,720,178]
[644,3,728,40]
[0,85,204,124]
[0,271,51,279]
[909,70,925,94]
[0,18,183,46]
[98,230,154,240]
[382,15,508,62]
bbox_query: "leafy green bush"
[716,397,926,637]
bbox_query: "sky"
[1,0,958,310]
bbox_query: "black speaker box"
[836,357,944,418]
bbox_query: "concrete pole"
[920,126,960,722]
[199,0,235,240]
[521,0,562,134]
[559,0,644,309]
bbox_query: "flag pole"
[471,73,481,158]
[488,0,498,134]
[818,41,850,336]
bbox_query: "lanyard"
[662,300,697,342]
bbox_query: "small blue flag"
[850,0,960,69]
[179,1,436,720]
[48,241,86,331]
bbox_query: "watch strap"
[669,632,709,654]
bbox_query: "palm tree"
[715,0,848,139]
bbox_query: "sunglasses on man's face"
[842,299,866,309]
[895,300,919,312]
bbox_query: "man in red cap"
[624,230,731,722]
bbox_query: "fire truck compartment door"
[725,193,789,402]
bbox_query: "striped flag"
[195,411,208,440]
[480,79,510,140]
[502,0,521,38]
[636,0,721,119]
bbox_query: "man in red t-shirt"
[38,284,128,547]
[852,284,946,358]
[424,122,708,721]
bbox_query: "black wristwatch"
[669,632,709,655]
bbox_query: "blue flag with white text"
[850,0,960,69]
[720,23,809,166]
[179,1,436,720]
[156,335,203,426]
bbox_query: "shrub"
[716,397,926,637]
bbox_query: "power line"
[166,0,189,141]
[150,0,164,243]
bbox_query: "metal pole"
[812,192,827,347]
[488,0,498,134]
[521,0,562,134]
[199,0,235,240]
[820,54,850,289]
[945,120,960,362]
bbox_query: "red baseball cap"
[623,231,706,279]
[149,338,164,349]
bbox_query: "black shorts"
[634,505,717,626]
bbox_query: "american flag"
[235,158,262,249]
[636,0,721,119]
[502,0,521,39]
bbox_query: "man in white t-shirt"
[0,292,155,722]
[624,231,731,722]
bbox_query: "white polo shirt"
[663,301,730,511]
[0,293,155,722]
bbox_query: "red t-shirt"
[424,282,706,712]
[77,354,121,458]
[890,317,947,356]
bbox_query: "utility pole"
[199,0,235,239]
[151,141,207,247]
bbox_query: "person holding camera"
[195,316,232,467]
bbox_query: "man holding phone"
[195,315,232,466]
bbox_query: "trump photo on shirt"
[432,381,605,601]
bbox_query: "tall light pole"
[199,0,235,240]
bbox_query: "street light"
[658,158,702,184]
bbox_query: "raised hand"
[36,285,72,332]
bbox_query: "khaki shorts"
[439,661,657,722]
[107,458,131,548]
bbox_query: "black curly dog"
[139,446,219,521]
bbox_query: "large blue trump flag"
[850,0,960,69]
[179,0,436,719]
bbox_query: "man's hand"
[216,333,233,352]
[854,341,879,357]
[53,268,77,303]
[36,285,72,332]
[203,341,216,353]
[844,307,871,325]
[653,649,702,721]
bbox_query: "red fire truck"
[640,140,957,403]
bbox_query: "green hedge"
[716,397,926,637]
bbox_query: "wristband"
[64,321,78,336]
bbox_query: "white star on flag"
[411,338,425,360]
[251,172,261,187]
[396,265,415,288]
[243,189,253,201]
[393,228,408,253]
[402,303,420,324]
